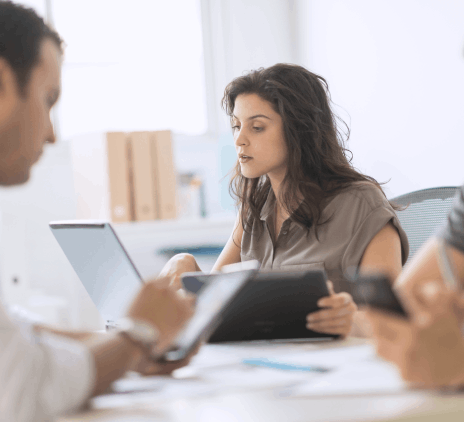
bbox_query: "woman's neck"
[268,172,284,202]
[269,176,290,221]
[269,173,304,220]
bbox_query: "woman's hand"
[158,253,202,290]
[306,281,358,337]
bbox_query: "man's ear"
[0,58,18,99]
[0,58,20,124]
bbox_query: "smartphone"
[349,273,408,318]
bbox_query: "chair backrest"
[391,186,458,264]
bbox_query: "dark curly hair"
[0,1,63,95]
[222,63,395,236]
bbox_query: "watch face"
[134,322,157,343]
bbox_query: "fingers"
[307,293,357,337]
[406,281,455,326]
[306,292,357,336]
[400,279,447,317]
[366,308,411,355]
[307,301,357,322]
[327,280,335,295]
[170,275,183,290]
[147,275,171,288]
[306,315,352,336]
[366,308,409,333]
[138,342,202,376]
[365,308,416,369]
[317,292,354,309]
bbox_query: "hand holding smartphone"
[349,273,408,318]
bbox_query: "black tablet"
[163,262,259,361]
[182,270,336,342]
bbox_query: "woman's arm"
[349,222,403,336]
[359,221,403,281]
[307,222,402,338]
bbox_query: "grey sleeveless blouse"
[240,182,409,293]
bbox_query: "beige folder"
[130,131,158,221]
[151,130,177,220]
[106,132,132,222]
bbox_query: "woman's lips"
[239,155,253,163]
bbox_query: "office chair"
[391,186,458,264]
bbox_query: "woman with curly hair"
[165,63,409,337]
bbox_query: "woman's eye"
[231,125,240,131]
[253,127,264,132]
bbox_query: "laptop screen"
[50,222,143,324]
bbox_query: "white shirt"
[0,301,94,422]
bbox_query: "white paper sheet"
[290,360,407,397]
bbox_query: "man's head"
[0,1,63,185]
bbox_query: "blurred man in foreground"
[0,2,194,421]
[368,185,464,388]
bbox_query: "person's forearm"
[84,333,141,396]
[34,325,95,341]
[397,237,464,290]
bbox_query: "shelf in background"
[112,215,235,278]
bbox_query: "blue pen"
[242,358,330,373]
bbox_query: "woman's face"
[232,93,288,182]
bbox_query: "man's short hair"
[0,1,63,94]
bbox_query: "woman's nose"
[234,130,248,146]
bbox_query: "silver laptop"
[49,220,142,327]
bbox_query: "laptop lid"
[49,221,143,324]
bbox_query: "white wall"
[296,0,464,198]
[0,0,298,328]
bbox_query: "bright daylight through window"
[49,0,208,140]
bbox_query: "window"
[52,0,208,140]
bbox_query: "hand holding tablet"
[182,269,338,343]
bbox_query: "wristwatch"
[115,317,159,353]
